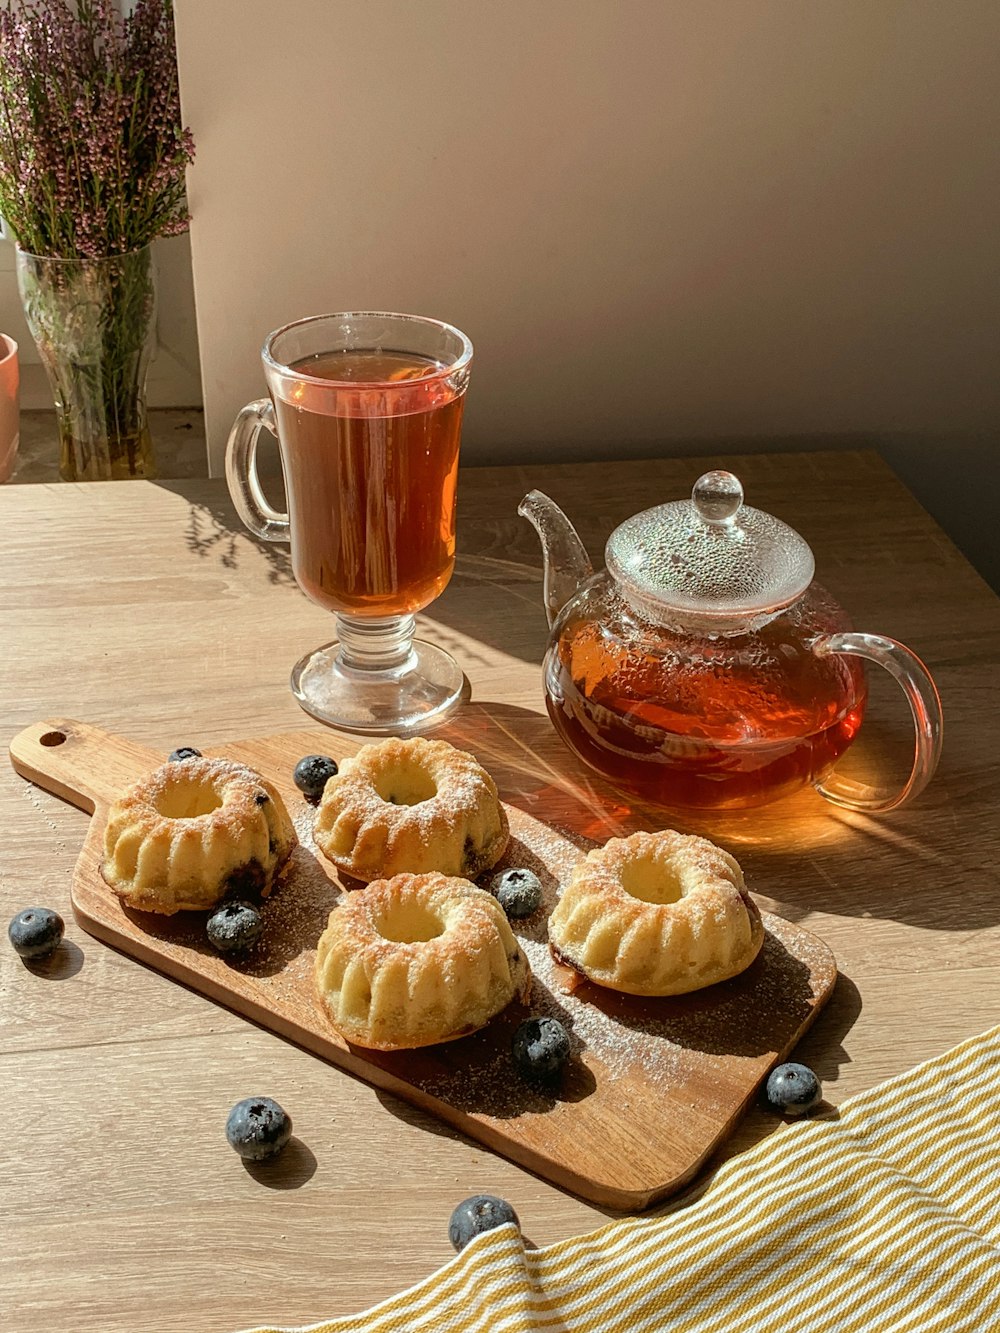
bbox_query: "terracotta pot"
[0,333,19,483]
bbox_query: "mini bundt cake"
[313,737,508,883]
[314,872,532,1049]
[102,757,296,914]
[548,830,763,996]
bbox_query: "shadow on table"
[372,980,598,1124]
[371,966,862,1225]
[591,968,863,1224]
[156,463,552,655]
[439,701,1000,932]
[242,1136,317,1189]
[566,932,818,1061]
[154,478,296,589]
[18,937,85,980]
[156,476,992,929]
[120,841,338,979]
[155,473,987,927]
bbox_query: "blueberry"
[765,1062,822,1116]
[448,1194,519,1252]
[225,1096,292,1160]
[8,907,64,959]
[168,746,202,762]
[293,754,339,801]
[207,901,263,953]
[512,1016,571,1081]
[491,867,543,918]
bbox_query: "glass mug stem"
[813,631,943,813]
[225,312,472,735]
[336,614,417,673]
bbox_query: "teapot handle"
[812,632,943,813]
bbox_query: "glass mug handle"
[812,632,943,813]
[224,399,289,543]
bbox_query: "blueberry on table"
[491,867,543,918]
[293,755,339,801]
[226,1097,292,1161]
[8,907,64,959]
[207,901,263,953]
[765,1062,822,1116]
[512,1016,571,1081]
[168,746,202,761]
[448,1195,520,1252]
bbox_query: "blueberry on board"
[765,1062,822,1116]
[448,1195,520,1252]
[491,867,543,918]
[293,755,339,801]
[226,1097,292,1161]
[168,746,202,762]
[512,1016,571,1081]
[207,901,263,953]
[8,907,64,959]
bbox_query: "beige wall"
[174,0,1000,475]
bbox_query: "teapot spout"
[518,490,594,628]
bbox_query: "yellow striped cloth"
[243,1026,1000,1332]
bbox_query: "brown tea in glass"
[274,349,464,618]
[226,313,473,735]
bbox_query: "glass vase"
[16,245,158,481]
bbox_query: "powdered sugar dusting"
[312,738,506,878]
[223,802,345,987]
[139,782,831,1136]
[292,802,323,856]
[406,807,832,1123]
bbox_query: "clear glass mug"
[225,312,473,734]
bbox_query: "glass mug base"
[291,634,466,735]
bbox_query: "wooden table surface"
[4,450,999,1332]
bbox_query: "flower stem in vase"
[17,246,158,482]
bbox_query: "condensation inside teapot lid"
[605,470,816,622]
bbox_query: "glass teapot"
[519,470,942,813]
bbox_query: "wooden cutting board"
[10,716,837,1210]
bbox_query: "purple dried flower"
[0,0,195,257]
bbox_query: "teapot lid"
[605,470,815,626]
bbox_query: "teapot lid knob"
[692,471,744,524]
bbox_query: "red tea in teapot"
[522,472,940,814]
[546,588,868,810]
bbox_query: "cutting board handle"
[8,719,158,814]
